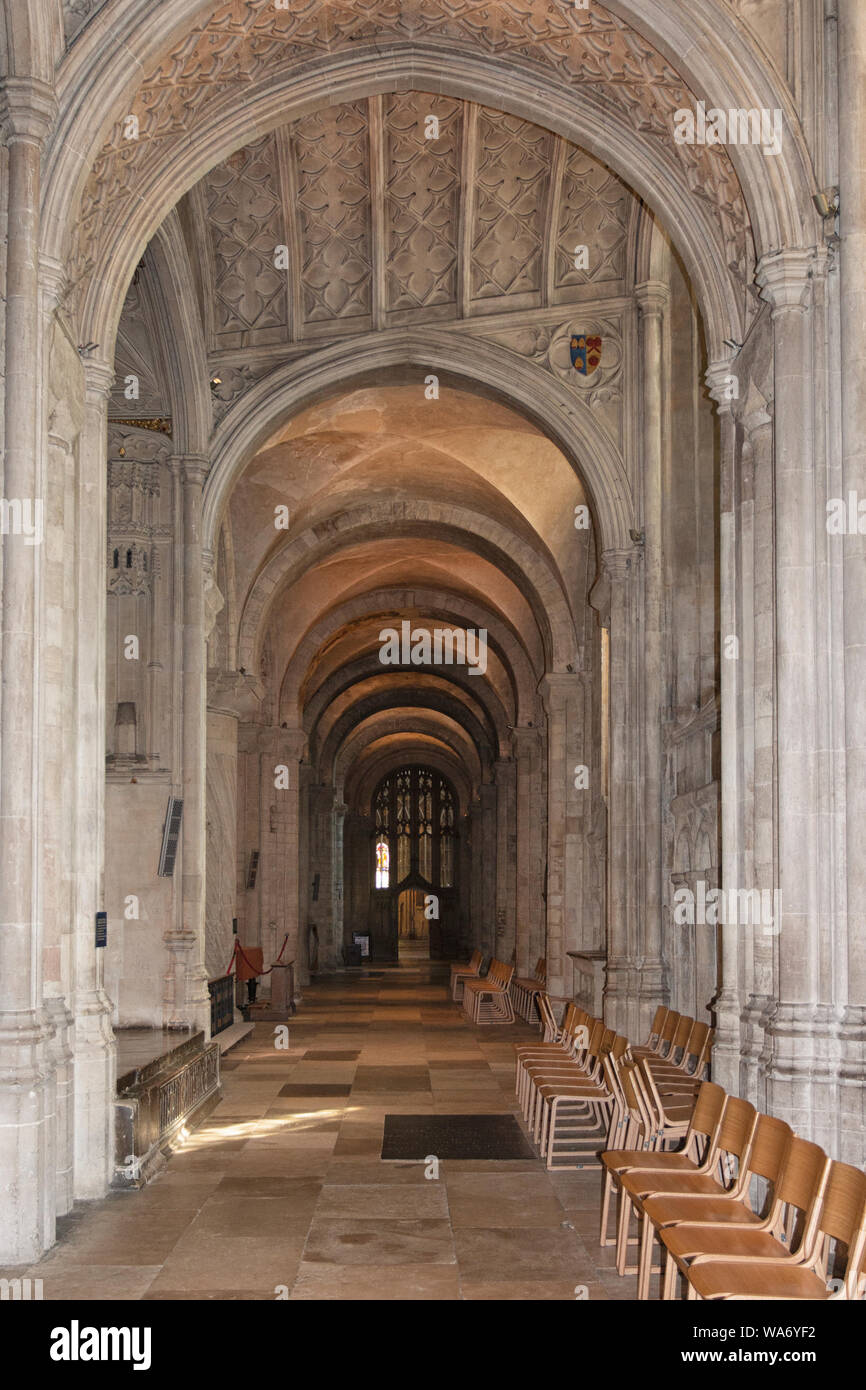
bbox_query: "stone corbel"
[207,668,265,720]
[755,248,815,316]
[202,548,225,640]
[705,357,739,419]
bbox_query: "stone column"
[479,780,497,959]
[467,797,483,953]
[331,801,347,973]
[0,79,59,1261]
[41,259,76,1218]
[70,359,118,1204]
[249,725,306,986]
[540,673,585,999]
[838,0,866,1159]
[601,547,642,1037]
[740,392,777,1103]
[168,457,210,1033]
[757,249,836,1150]
[493,758,515,961]
[705,360,747,1097]
[635,281,669,1024]
[512,728,541,975]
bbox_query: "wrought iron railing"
[208,974,234,1037]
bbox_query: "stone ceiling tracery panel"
[293,102,373,325]
[181,94,640,357]
[73,0,754,323]
[385,92,462,313]
[471,109,552,302]
[204,134,290,342]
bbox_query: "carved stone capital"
[756,248,815,315]
[538,670,582,715]
[600,546,636,582]
[704,357,738,415]
[207,670,265,721]
[740,381,773,439]
[171,454,209,489]
[83,358,116,405]
[634,279,669,319]
[0,78,57,145]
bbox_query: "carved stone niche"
[108,541,154,597]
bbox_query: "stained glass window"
[371,766,458,889]
[375,838,390,888]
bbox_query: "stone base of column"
[186,962,212,1037]
[637,960,668,1042]
[602,960,639,1037]
[709,986,744,1097]
[73,991,116,1202]
[0,1012,57,1263]
[739,993,774,1110]
[839,1006,866,1166]
[763,1002,844,1160]
[45,997,75,1217]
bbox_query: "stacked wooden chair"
[512,996,624,1169]
[596,1066,866,1300]
[450,948,483,1002]
[510,957,546,1023]
[461,957,515,1024]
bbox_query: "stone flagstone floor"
[4,962,642,1300]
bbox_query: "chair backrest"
[683,1020,712,1068]
[646,1005,668,1047]
[773,1137,831,1255]
[536,992,558,1040]
[611,1034,629,1062]
[498,960,515,987]
[668,1014,693,1059]
[621,1061,659,1145]
[675,1080,728,1165]
[803,1161,866,1295]
[582,1018,605,1057]
[743,1114,793,1185]
[533,957,546,982]
[656,1010,681,1054]
[714,1096,758,1171]
[814,1161,866,1247]
[468,949,482,971]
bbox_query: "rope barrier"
[225,934,290,977]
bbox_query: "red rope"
[226,934,290,977]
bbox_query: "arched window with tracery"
[372,766,457,890]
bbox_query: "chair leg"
[599,1169,614,1246]
[637,1213,655,1299]
[663,1249,679,1301]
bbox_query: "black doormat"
[381,1113,535,1160]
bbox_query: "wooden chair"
[521,1016,600,1134]
[632,1010,681,1062]
[514,1002,588,1114]
[608,1079,728,1272]
[510,957,546,1022]
[656,1127,824,1299]
[649,1021,713,1096]
[462,957,516,1024]
[535,1028,621,1170]
[640,1005,669,1052]
[622,1095,759,1297]
[686,1159,866,1301]
[450,948,483,1002]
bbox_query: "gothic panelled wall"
[204,711,237,980]
[663,249,721,1023]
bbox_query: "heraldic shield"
[570,333,603,375]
